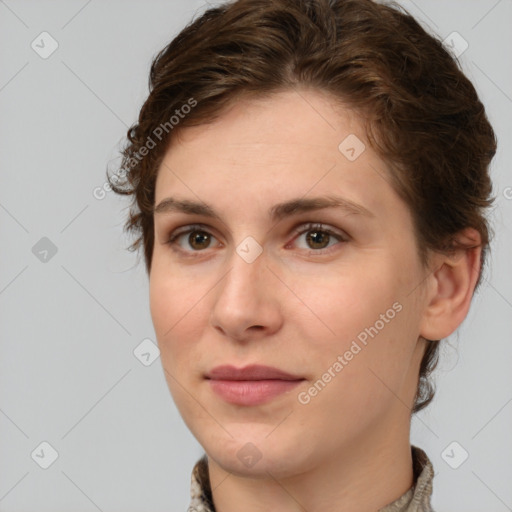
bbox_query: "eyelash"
[165,222,348,258]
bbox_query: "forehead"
[165,89,364,163]
[154,89,397,219]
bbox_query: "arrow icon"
[134,339,160,366]
[441,441,468,469]
[31,441,59,469]
[32,237,58,262]
[236,236,262,263]
[338,134,365,161]
[31,31,59,60]
[442,32,468,58]
[236,441,262,467]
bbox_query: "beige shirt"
[188,445,435,511]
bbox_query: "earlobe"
[419,228,482,341]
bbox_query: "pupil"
[190,231,210,249]
[307,230,329,249]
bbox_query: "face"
[149,89,430,479]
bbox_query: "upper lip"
[206,364,304,381]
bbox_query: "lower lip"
[208,379,304,406]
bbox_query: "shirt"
[188,445,435,511]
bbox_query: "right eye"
[166,224,221,256]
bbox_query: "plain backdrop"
[1,1,511,511]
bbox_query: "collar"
[188,445,435,511]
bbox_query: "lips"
[206,364,303,381]
[205,364,305,406]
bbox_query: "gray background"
[1,1,511,511]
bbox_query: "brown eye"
[291,223,347,254]
[166,224,219,255]
[305,229,331,250]
[188,230,211,250]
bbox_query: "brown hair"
[108,0,497,413]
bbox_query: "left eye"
[290,223,346,252]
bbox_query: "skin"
[149,88,481,512]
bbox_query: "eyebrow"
[153,195,374,221]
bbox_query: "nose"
[209,246,284,343]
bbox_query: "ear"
[419,228,483,341]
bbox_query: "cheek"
[296,309,417,443]
[292,257,419,393]
[149,267,210,416]
[289,261,402,348]
[317,307,420,420]
[149,262,204,361]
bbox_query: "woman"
[110,0,496,510]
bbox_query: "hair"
[108,0,497,414]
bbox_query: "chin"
[199,427,317,479]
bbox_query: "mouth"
[205,364,306,406]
